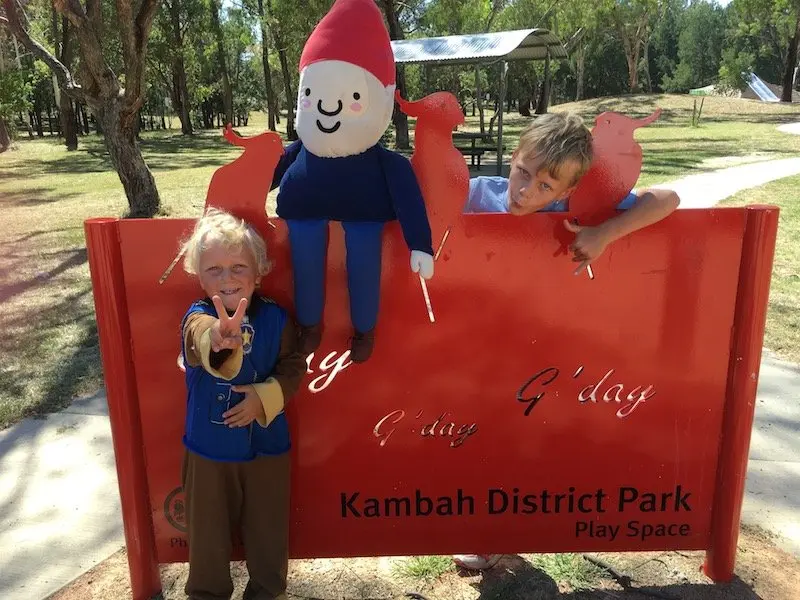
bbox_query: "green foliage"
[718,47,756,91]
[649,0,684,91]
[3,0,794,138]
[662,1,726,92]
[721,0,798,86]
[0,70,32,122]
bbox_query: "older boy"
[454,112,679,571]
[464,111,680,274]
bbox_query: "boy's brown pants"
[182,449,290,600]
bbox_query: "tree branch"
[0,0,85,101]
[53,0,88,30]
[119,0,162,121]
[85,0,102,33]
[53,0,116,98]
[135,0,162,55]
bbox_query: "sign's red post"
[703,206,779,580]
[84,218,161,599]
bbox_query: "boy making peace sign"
[179,208,306,600]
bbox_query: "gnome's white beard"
[295,60,395,158]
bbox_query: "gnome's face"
[296,60,395,158]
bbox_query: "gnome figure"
[271,0,434,363]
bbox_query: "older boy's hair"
[182,208,272,277]
[516,112,593,185]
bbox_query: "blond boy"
[180,209,306,599]
[464,112,680,274]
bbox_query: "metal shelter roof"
[390,29,567,66]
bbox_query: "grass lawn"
[0,93,798,428]
[720,175,800,362]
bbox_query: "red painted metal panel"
[704,206,779,581]
[114,206,747,566]
[84,219,161,600]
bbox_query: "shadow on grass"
[470,554,764,599]
[0,187,85,207]
[1,130,241,178]
[0,248,87,304]
[0,286,99,429]
[9,226,84,244]
[0,241,101,429]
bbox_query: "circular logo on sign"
[164,486,187,533]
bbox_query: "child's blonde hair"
[515,112,593,186]
[182,208,272,277]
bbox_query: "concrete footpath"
[0,393,122,600]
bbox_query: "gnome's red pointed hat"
[299,0,396,87]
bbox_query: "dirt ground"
[47,525,799,600]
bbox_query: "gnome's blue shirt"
[272,140,434,255]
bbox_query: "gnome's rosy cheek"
[300,99,312,110]
[348,91,365,113]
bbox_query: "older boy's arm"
[566,188,680,271]
[251,319,307,427]
[183,313,243,379]
[599,188,680,242]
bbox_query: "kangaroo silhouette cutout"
[205,124,285,231]
[160,124,285,284]
[395,90,469,250]
[555,108,662,255]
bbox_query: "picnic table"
[452,131,506,170]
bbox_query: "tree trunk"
[391,66,410,149]
[616,13,643,92]
[0,117,10,152]
[781,14,800,103]
[81,104,90,134]
[97,101,161,218]
[277,42,296,140]
[626,51,639,91]
[60,98,79,150]
[535,52,551,114]
[257,0,277,131]
[518,96,531,117]
[51,8,78,149]
[423,64,432,94]
[379,0,409,149]
[476,65,485,134]
[168,0,193,134]
[575,43,585,101]
[209,0,233,126]
[643,38,653,93]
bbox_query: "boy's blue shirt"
[464,176,637,214]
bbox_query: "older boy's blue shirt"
[464,176,637,214]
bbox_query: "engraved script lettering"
[577,368,656,418]
[373,410,478,448]
[517,365,656,418]
[373,409,404,447]
[305,351,352,393]
[517,368,559,416]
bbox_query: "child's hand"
[223,385,265,427]
[563,219,611,274]
[209,295,247,352]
